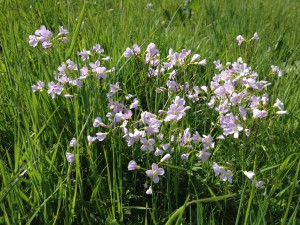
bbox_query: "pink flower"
[243,171,255,180]
[66,152,75,163]
[146,163,165,183]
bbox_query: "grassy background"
[0,0,300,224]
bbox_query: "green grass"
[0,0,300,224]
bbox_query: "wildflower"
[132,44,140,54]
[128,160,140,170]
[220,170,233,183]
[213,162,224,176]
[130,98,139,109]
[213,60,223,70]
[155,148,163,156]
[91,44,104,54]
[146,163,165,183]
[93,117,102,127]
[66,59,78,71]
[78,49,91,61]
[160,153,171,162]
[197,151,211,162]
[58,26,68,36]
[273,98,285,111]
[202,135,214,150]
[87,135,97,143]
[66,152,75,163]
[254,180,265,189]
[181,153,189,160]
[245,129,250,137]
[146,186,152,195]
[140,138,155,151]
[253,32,259,40]
[29,35,38,47]
[47,82,63,99]
[191,54,201,63]
[252,109,268,118]
[32,80,44,92]
[271,65,283,77]
[198,59,207,66]
[35,25,53,43]
[70,138,77,147]
[123,48,133,57]
[96,132,107,141]
[243,171,255,180]
[236,35,244,46]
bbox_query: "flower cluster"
[208,57,287,139]
[29,28,287,194]
[31,41,114,98]
[29,25,68,48]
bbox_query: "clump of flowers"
[29,28,287,194]
[29,25,68,48]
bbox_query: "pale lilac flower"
[32,80,44,92]
[191,54,201,62]
[213,162,224,176]
[213,60,223,70]
[130,98,139,109]
[87,135,97,143]
[202,135,214,150]
[271,65,283,77]
[96,132,107,141]
[181,153,189,160]
[58,26,68,36]
[146,186,152,195]
[236,35,244,46]
[132,44,140,54]
[252,109,268,118]
[80,66,89,78]
[160,153,171,162]
[91,44,104,54]
[155,148,163,156]
[47,82,63,99]
[197,151,211,162]
[70,138,77,147]
[254,180,265,189]
[29,35,38,47]
[128,160,139,170]
[35,25,53,43]
[78,49,91,61]
[123,48,133,57]
[93,117,102,127]
[66,59,77,71]
[198,59,207,66]
[253,32,259,40]
[216,135,225,140]
[245,129,250,137]
[243,171,255,180]
[42,42,52,49]
[273,98,285,111]
[140,138,155,151]
[220,170,233,183]
[66,152,75,163]
[146,163,165,183]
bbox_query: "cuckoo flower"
[146,163,165,183]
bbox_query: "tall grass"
[0,0,299,224]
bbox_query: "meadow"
[0,0,300,224]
